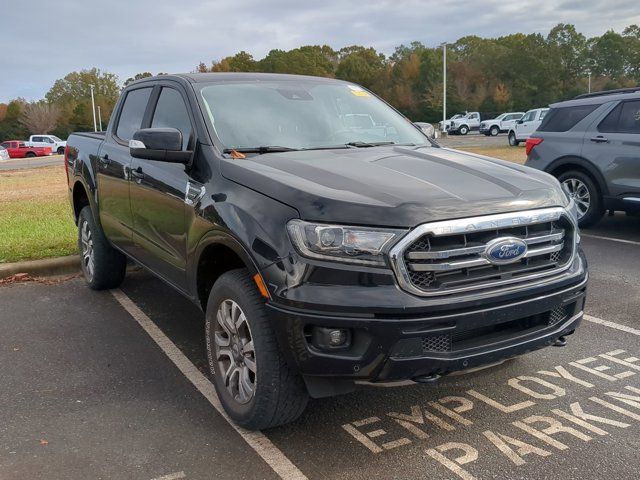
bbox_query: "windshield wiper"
[344,141,396,148]
[223,146,300,155]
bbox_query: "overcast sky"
[2,0,639,102]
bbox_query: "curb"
[0,255,81,279]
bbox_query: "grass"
[0,144,526,263]
[0,166,76,263]
[457,145,527,164]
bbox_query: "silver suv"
[525,88,640,227]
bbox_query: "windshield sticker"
[348,85,371,97]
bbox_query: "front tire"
[508,132,519,146]
[25,152,36,158]
[557,170,604,228]
[490,126,499,136]
[77,206,126,289]
[57,147,65,154]
[206,269,308,430]
[459,125,469,135]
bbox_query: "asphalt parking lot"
[1,213,639,480]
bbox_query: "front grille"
[390,208,576,297]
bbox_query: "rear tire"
[25,152,36,158]
[77,206,126,290]
[508,132,519,146]
[206,269,309,430]
[490,126,499,136]
[557,170,604,228]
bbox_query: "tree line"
[1,23,639,141]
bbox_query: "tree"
[46,68,120,132]
[547,24,587,94]
[124,72,152,86]
[588,31,628,79]
[335,46,386,89]
[0,99,28,140]
[19,102,60,134]
[0,103,7,122]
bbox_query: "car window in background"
[151,88,193,150]
[115,87,152,141]
[538,104,598,132]
[199,80,428,150]
[51,136,62,142]
[521,111,535,122]
[539,109,548,120]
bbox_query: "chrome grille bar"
[409,243,564,271]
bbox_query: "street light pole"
[442,42,447,133]
[90,84,97,132]
[588,72,592,94]
[97,106,103,132]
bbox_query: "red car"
[0,140,53,158]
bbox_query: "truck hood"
[221,145,567,228]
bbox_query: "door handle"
[590,136,609,143]
[131,167,145,182]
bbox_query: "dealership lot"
[1,213,639,480]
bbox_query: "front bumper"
[267,257,587,390]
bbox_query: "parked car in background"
[65,73,586,431]
[448,111,499,135]
[0,145,10,162]
[27,134,67,154]
[508,108,548,146]
[479,112,525,136]
[0,140,52,158]
[438,113,464,132]
[525,88,640,228]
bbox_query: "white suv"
[479,112,525,136]
[508,108,549,146]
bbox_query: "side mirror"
[413,122,435,139]
[516,119,524,124]
[129,128,192,163]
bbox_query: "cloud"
[1,0,638,101]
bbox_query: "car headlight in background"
[287,220,406,266]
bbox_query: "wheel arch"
[546,156,609,197]
[191,231,262,311]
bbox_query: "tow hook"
[553,336,568,347]
[413,373,441,384]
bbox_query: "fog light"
[311,326,351,350]
[329,329,347,346]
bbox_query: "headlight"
[287,220,405,266]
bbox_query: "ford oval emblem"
[485,237,528,265]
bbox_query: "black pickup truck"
[65,73,587,430]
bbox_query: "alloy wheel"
[214,299,256,404]
[80,220,95,279]
[562,178,591,219]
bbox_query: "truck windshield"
[198,80,429,151]
[50,136,63,142]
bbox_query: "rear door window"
[538,105,596,132]
[616,100,640,133]
[598,100,640,134]
[115,87,153,141]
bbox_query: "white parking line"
[584,314,640,336]
[582,234,640,247]
[111,289,308,480]
[151,472,186,480]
